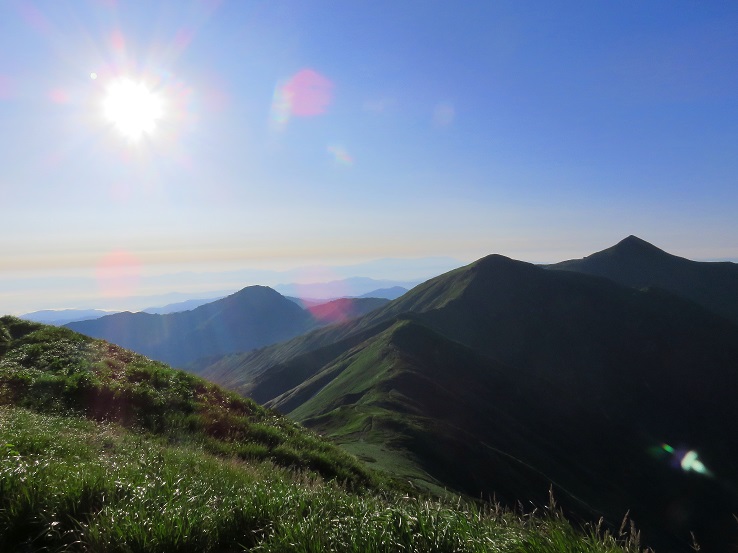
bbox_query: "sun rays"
[102,77,164,142]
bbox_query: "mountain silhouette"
[200,247,738,552]
[548,235,738,323]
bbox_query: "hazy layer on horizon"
[4,255,463,315]
[6,242,738,316]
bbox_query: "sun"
[102,77,164,142]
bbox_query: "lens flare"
[327,144,353,166]
[95,250,142,298]
[270,68,333,130]
[656,443,711,476]
[433,102,455,127]
[0,75,16,100]
[48,88,70,104]
[110,29,126,52]
[679,450,708,474]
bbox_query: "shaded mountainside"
[66,286,314,368]
[199,251,738,552]
[66,288,390,368]
[305,297,391,324]
[548,235,738,324]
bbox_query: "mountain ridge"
[548,235,738,323]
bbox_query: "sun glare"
[103,78,163,142]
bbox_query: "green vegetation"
[0,316,644,551]
[0,316,374,488]
[0,407,644,552]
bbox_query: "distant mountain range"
[141,297,225,315]
[26,280,408,326]
[195,237,738,552]
[65,288,389,367]
[274,278,415,300]
[20,309,121,326]
[358,286,408,300]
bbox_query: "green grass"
[0,406,644,553]
[0,316,647,552]
[0,316,375,489]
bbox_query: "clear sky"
[2,1,738,314]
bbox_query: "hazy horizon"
[7,239,738,316]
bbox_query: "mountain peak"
[230,285,282,298]
[548,235,738,324]
[620,234,649,245]
[612,235,664,253]
[474,253,532,270]
[221,285,292,307]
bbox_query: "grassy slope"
[0,316,376,488]
[272,320,558,501]
[268,319,632,519]
[0,316,642,552]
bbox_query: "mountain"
[359,286,408,300]
[274,277,419,300]
[0,315,637,552]
[66,288,391,369]
[548,235,738,323]
[20,309,119,325]
[141,296,225,314]
[199,251,738,552]
[305,297,391,324]
[284,296,325,308]
[66,286,316,367]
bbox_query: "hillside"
[548,235,738,323]
[65,286,316,367]
[198,249,738,552]
[304,296,391,324]
[0,316,373,486]
[0,316,640,552]
[66,288,390,368]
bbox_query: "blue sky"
[2,1,737,313]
